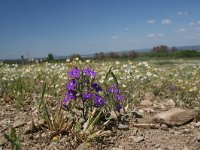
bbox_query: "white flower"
[108,77,113,81]
[115,61,120,65]
[86,59,90,63]
[122,84,126,88]
[75,57,79,61]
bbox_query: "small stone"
[13,120,26,128]
[121,114,130,123]
[167,146,175,150]
[152,108,197,127]
[112,147,124,150]
[110,111,118,120]
[79,118,85,125]
[195,122,200,127]
[133,136,144,143]
[173,131,182,135]
[34,134,40,139]
[131,110,143,118]
[118,124,129,130]
[155,144,160,148]
[161,124,168,130]
[183,145,189,150]
[183,129,190,134]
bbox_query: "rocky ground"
[1,95,200,150]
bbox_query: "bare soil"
[1,99,200,150]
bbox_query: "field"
[1,58,200,150]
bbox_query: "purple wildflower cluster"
[107,84,124,112]
[63,67,124,114]
[63,67,105,108]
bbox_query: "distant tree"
[107,51,119,59]
[94,52,105,59]
[152,45,169,52]
[21,55,24,64]
[128,50,138,58]
[171,46,177,52]
[121,52,128,58]
[47,53,54,62]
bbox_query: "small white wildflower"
[66,59,70,62]
[75,57,79,61]
[108,77,113,81]
[122,84,126,88]
[86,59,90,63]
[147,72,152,77]
[123,64,127,68]
[99,80,104,83]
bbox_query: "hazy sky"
[1,0,200,59]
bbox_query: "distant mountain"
[134,45,200,52]
[176,45,200,51]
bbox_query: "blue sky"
[0,0,200,59]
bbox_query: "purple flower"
[168,85,175,92]
[82,93,93,101]
[91,83,102,92]
[84,68,97,77]
[108,84,120,94]
[115,94,124,101]
[68,67,81,79]
[116,104,122,112]
[62,97,68,106]
[94,94,105,107]
[66,79,77,90]
[63,90,77,105]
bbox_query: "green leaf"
[105,67,113,82]
[111,71,118,86]
[37,83,46,112]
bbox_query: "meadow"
[1,58,200,149]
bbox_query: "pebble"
[167,146,175,150]
[161,124,168,131]
[110,111,118,120]
[195,122,200,127]
[131,110,143,118]
[155,144,160,148]
[133,136,144,143]
[183,145,190,150]
[183,129,190,134]
[79,118,85,125]
[118,124,129,130]
[112,147,124,150]
[13,120,26,128]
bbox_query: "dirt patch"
[1,101,200,150]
